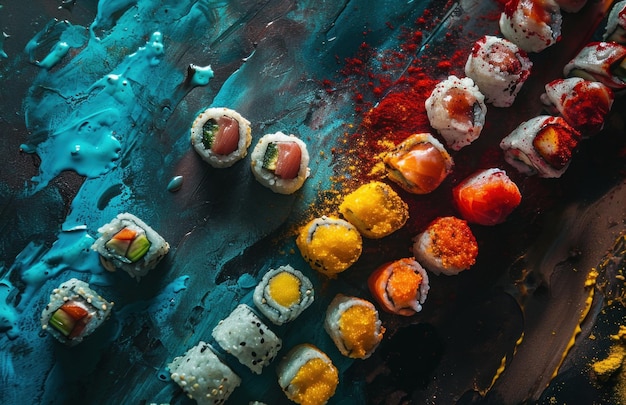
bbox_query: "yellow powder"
[339,181,409,239]
[268,272,301,307]
[338,305,381,359]
[290,358,339,405]
[592,346,626,382]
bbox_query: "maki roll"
[563,42,626,90]
[464,35,533,107]
[500,115,582,178]
[368,258,430,316]
[324,294,385,359]
[41,278,113,346]
[296,216,363,277]
[92,213,170,280]
[604,0,626,44]
[452,168,522,226]
[383,133,454,194]
[168,341,241,405]
[211,304,282,375]
[540,77,614,137]
[250,132,310,194]
[425,75,487,151]
[277,344,339,405]
[253,264,314,325]
[190,107,252,168]
[339,181,409,239]
[412,216,478,276]
[499,0,562,53]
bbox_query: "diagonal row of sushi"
[190,107,311,195]
[166,263,387,405]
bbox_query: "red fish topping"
[60,302,89,320]
[274,141,302,179]
[443,87,477,125]
[211,116,240,155]
[453,169,522,226]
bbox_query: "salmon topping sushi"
[452,168,522,226]
[384,133,454,194]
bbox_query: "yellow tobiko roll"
[324,294,385,359]
[339,181,409,239]
[277,344,339,405]
[296,216,363,277]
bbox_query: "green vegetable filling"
[127,234,151,262]
[105,231,151,262]
[262,142,279,171]
[202,119,219,149]
[49,309,75,337]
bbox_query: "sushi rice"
[190,107,253,168]
[92,213,170,280]
[324,294,385,359]
[253,264,315,325]
[250,132,310,194]
[212,304,282,375]
[40,278,113,346]
[168,341,241,405]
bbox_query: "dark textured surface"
[1,1,625,404]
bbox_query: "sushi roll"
[41,278,113,346]
[563,42,626,91]
[412,216,478,276]
[499,0,562,53]
[92,213,170,280]
[452,168,522,226]
[168,341,241,405]
[324,294,385,359]
[190,107,252,168]
[253,264,314,325]
[276,344,339,405]
[211,304,282,375]
[296,216,363,277]
[540,77,614,137]
[604,0,626,44]
[500,115,582,178]
[250,132,311,194]
[425,76,487,151]
[383,133,454,194]
[464,35,533,107]
[339,181,409,239]
[368,258,430,316]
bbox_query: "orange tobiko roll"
[413,216,478,276]
[368,258,430,316]
[452,168,521,226]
